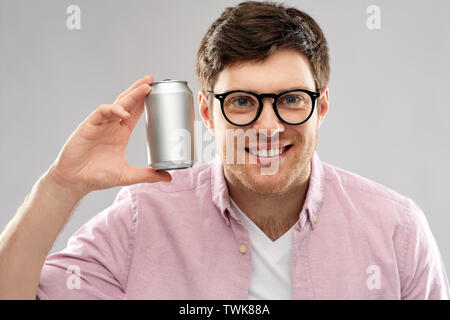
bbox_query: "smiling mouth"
[244,144,293,157]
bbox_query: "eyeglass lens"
[222,91,313,125]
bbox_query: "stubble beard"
[222,131,316,199]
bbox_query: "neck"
[225,165,311,241]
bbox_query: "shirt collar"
[210,154,233,227]
[210,151,325,230]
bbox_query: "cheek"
[290,126,316,152]
[298,119,318,138]
[213,122,238,156]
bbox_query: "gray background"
[1,0,449,274]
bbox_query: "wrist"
[39,167,89,204]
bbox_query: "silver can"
[144,79,195,170]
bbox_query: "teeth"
[249,147,286,157]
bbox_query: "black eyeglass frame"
[207,88,321,126]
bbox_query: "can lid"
[150,79,187,86]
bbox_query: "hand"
[47,75,172,198]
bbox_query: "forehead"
[213,48,316,94]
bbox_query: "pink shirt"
[37,152,450,299]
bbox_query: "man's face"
[199,48,329,196]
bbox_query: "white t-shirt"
[230,198,294,299]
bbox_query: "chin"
[238,165,293,196]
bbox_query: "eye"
[232,97,251,106]
[278,93,309,107]
[283,95,304,104]
[228,95,257,108]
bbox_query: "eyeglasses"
[208,88,321,126]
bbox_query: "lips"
[245,143,293,154]
[244,144,293,165]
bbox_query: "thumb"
[122,166,173,185]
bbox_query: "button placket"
[227,210,252,299]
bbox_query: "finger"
[87,104,130,126]
[115,84,151,113]
[114,75,154,103]
[114,75,153,103]
[122,166,173,185]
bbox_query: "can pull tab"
[162,79,172,81]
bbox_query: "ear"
[317,87,329,129]
[198,90,215,134]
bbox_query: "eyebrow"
[221,85,316,93]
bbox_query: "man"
[0,1,448,300]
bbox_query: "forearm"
[0,170,84,299]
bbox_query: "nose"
[250,97,285,136]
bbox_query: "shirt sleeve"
[36,186,136,300]
[400,198,450,300]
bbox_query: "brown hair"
[196,0,330,115]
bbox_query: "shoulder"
[123,160,215,207]
[321,160,421,229]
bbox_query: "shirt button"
[239,243,247,254]
[312,215,318,223]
